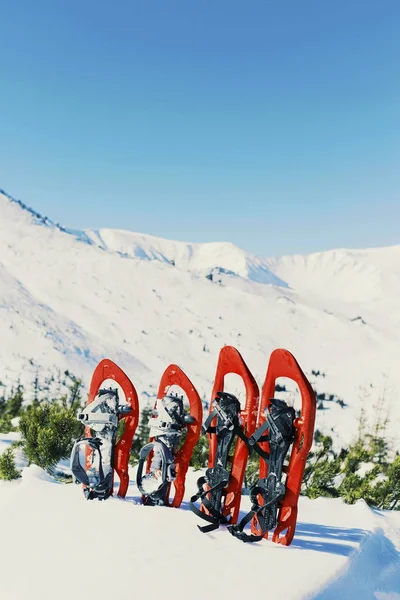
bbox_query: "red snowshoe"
[190,346,260,532]
[229,349,316,545]
[71,358,139,500]
[136,364,203,507]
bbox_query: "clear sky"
[0,0,399,257]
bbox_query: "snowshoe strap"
[245,404,297,462]
[136,441,176,505]
[228,477,287,542]
[229,399,295,543]
[203,400,269,461]
[77,389,132,428]
[189,466,231,532]
[78,412,118,426]
[70,437,113,500]
[201,409,219,435]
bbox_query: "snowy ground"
[0,435,399,600]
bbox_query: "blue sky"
[0,0,399,257]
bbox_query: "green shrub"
[19,401,83,473]
[0,447,21,480]
[302,417,399,510]
[0,384,24,433]
[190,434,209,471]
[130,405,153,464]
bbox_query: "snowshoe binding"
[190,391,244,532]
[70,359,139,500]
[136,364,202,507]
[137,393,192,505]
[228,398,295,542]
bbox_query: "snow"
[1,188,400,450]
[0,433,399,600]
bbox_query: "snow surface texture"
[0,434,399,600]
[1,189,400,447]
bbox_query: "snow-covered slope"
[266,247,400,330]
[1,189,400,447]
[0,435,399,600]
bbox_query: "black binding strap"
[189,475,231,532]
[228,478,287,542]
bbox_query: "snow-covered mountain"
[1,188,399,447]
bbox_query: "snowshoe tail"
[230,349,315,546]
[190,346,259,532]
[137,364,202,507]
[71,358,139,500]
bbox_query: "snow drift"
[0,433,398,600]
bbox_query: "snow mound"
[0,442,398,600]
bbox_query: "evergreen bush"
[0,447,21,480]
[0,384,24,433]
[190,434,209,471]
[19,401,83,473]
[130,405,153,464]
